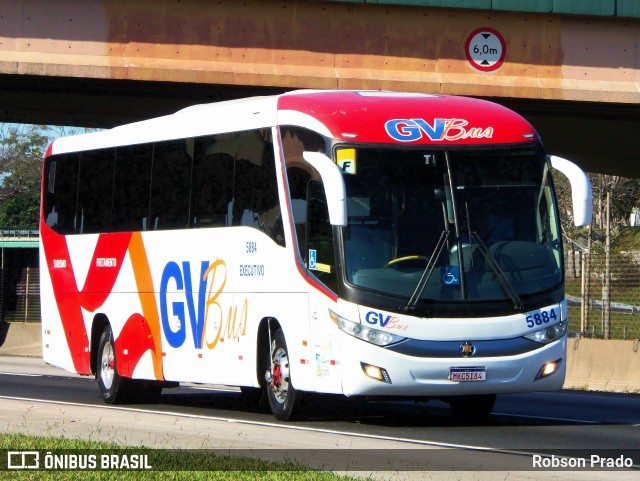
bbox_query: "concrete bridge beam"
[0,0,638,104]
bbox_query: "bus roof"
[49,90,538,155]
[278,91,538,145]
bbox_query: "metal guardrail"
[0,227,39,238]
[566,295,640,316]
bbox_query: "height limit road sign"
[465,27,506,72]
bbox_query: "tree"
[0,125,50,228]
[0,125,95,228]
[553,167,640,337]
[553,170,640,235]
[590,174,640,229]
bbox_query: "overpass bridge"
[0,0,639,176]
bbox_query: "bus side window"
[44,153,79,234]
[307,181,337,291]
[77,149,115,234]
[112,144,153,232]
[287,166,311,255]
[191,133,235,228]
[233,129,284,246]
[150,139,192,230]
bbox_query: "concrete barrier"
[0,322,42,357]
[1,322,639,393]
[564,337,640,393]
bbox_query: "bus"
[40,90,592,421]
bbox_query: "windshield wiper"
[469,232,523,310]
[404,152,463,311]
[403,152,522,311]
[403,203,449,311]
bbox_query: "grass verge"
[0,433,363,481]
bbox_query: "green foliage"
[0,125,50,228]
[0,124,99,228]
[612,227,640,252]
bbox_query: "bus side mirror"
[302,151,347,226]
[548,155,592,227]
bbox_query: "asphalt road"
[0,356,639,479]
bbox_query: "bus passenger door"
[305,181,343,394]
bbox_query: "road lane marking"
[0,394,534,459]
[0,375,618,426]
[493,411,601,425]
[0,372,43,377]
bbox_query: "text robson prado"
[532,454,634,469]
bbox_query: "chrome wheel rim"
[100,338,115,390]
[270,347,290,405]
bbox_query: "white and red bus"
[40,90,591,421]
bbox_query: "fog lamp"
[535,359,562,381]
[361,362,392,384]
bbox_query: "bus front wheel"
[97,327,128,404]
[266,329,300,421]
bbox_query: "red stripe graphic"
[41,226,163,379]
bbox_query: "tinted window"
[190,133,235,228]
[112,144,152,232]
[281,127,326,257]
[44,153,79,234]
[308,181,337,291]
[233,129,284,246]
[44,129,286,245]
[149,139,192,230]
[77,149,114,234]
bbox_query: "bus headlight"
[524,320,567,344]
[329,310,405,347]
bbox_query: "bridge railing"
[0,227,39,239]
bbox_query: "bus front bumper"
[339,334,567,397]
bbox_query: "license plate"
[448,367,487,382]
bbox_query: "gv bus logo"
[159,259,247,350]
[385,118,494,142]
[365,311,399,327]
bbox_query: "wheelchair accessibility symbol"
[441,265,460,286]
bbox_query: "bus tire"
[266,329,300,421]
[447,394,496,422]
[97,327,128,404]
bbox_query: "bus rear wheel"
[266,329,300,421]
[97,327,163,404]
[97,327,128,404]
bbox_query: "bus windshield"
[340,145,562,305]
